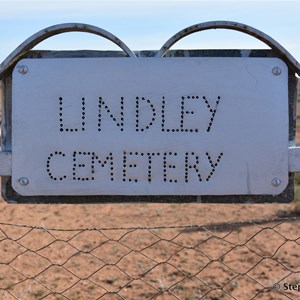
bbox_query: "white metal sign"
[12,57,288,196]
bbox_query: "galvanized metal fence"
[1,216,300,300]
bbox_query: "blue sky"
[0,0,299,63]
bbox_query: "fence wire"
[0,216,300,300]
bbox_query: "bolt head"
[272,67,281,76]
[272,178,281,187]
[18,65,28,75]
[19,177,29,186]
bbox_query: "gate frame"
[0,21,299,204]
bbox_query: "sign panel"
[12,57,288,196]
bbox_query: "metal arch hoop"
[0,23,136,78]
[156,21,300,76]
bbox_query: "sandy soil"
[0,199,299,300]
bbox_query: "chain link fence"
[0,216,300,300]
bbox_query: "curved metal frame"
[156,21,300,75]
[0,23,136,77]
[1,21,299,76]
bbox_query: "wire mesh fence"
[1,216,300,300]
